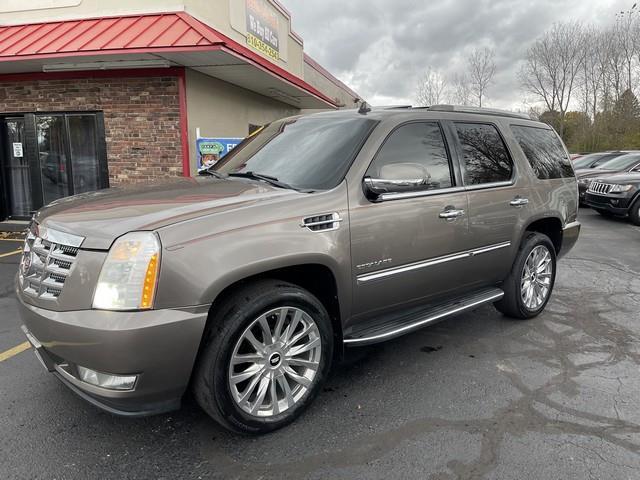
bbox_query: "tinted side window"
[455,123,514,185]
[367,122,453,191]
[511,125,574,179]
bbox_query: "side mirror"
[363,163,430,201]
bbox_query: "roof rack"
[427,105,531,120]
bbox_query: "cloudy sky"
[282,0,634,110]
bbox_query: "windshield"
[596,153,640,171]
[573,153,619,169]
[212,116,378,191]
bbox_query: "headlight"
[578,178,591,185]
[609,184,634,193]
[93,232,161,311]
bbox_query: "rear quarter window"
[511,125,574,179]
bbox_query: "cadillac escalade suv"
[16,105,580,434]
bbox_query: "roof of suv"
[308,104,549,127]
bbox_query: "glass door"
[2,117,33,219]
[37,115,71,205]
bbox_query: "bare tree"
[614,9,638,92]
[415,67,448,106]
[580,27,608,122]
[467,47,496,107]
[449,73,472,106]
[519,22,586,137]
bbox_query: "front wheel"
[193,280,333,434]
[495,232,557,320]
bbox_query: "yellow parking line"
[0,238,24,242]
[0,249,22,258]
[0,342,31,362]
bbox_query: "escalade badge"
[356,258,392,270]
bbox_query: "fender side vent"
[301,213,342,232]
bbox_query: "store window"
[1,112,107,220]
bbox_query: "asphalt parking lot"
[1,208,639,480]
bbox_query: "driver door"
[349,121,471,322]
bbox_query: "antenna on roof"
[358,101,372,115]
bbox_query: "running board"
[343,288,504,346]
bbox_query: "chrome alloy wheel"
[228,307,322,417]
[521,245,553,310]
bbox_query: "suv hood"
[35,177,299,249]
[591,172,640,185]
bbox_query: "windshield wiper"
[198,169,225,178]
[227,171,298,190]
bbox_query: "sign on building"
[246,0,280,61]
[12,142,23,158]
[197,138,243,169]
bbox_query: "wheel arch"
[522,216,563,254]
[200,260,346,354]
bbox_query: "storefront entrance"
[0,112,108,221]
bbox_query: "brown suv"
[16,105,580,433]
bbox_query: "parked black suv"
[576,152,640,203]
[584,172,640,225]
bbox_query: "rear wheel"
[495,232,557,320]
[630,198,640,226]
[193,280,333,434]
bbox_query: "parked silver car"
[17,106,580,433]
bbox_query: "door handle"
[439,209,465,219]
[510,197,529,207]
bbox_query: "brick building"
[0,1,361,225]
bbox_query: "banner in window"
[246,0,280,61]
[197,138,243,170]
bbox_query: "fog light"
[77,366,137,391]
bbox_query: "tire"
[494,232,557,320]
[630,198,640,226]
[193,279,333,434]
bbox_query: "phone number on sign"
[247,33,279,61]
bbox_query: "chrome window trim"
[378,186,466,202]
[464,180,514,192]
[357,241,512,284]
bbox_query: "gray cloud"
[283,0,633,109]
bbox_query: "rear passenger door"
[448,121,531,287]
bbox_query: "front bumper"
[18,293,208,417]
[584,192,632,215]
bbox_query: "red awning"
[0,12,337,109]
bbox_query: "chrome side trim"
[300,213,342,232]
[343,289,505,345]
[357,241,512,284]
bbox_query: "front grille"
[588,182,613,195]
[19,227,81,300]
